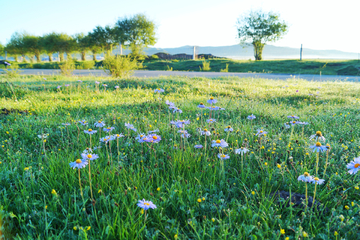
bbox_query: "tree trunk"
[35,51,41,62]
[81,51,86,61]
[22,55,27,62]
[14,55,19,62]
[93,53,96,61]
[59,53,64,61]
[252,41,265,61]
[120,43,122,55]
[48,53,52,62]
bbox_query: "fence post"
[300,44,303,61]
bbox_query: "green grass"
[1,74,360,239]
[2,58,360,76]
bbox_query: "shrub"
[220,64,229,72]
[76,61,95,69]
[3,64,21,78]
[59,59,75,76]
[103,55,138,78]
[199,60,211,71]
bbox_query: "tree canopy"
[237,10,288,60]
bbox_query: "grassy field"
[2,58,360,76]
[1,74,360,239]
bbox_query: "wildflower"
[207,106,220,111]
[345,205,349,210]
[103,127,115,132]
[197,102,206,108]
[51,189,57,195]
[297,172,313,183]
[206,118,216,123]
[298,121,309,125]
[57,85,61,89]
[346,157,360,174]
[148,129,159,134]
[115,86,119,89]
[309,142,327,152]
[62,123,71,126]
[284,122,290,128]
[78,120,88,126]
[144,134,161,143]
[174,234,178,239]
[287,115,299,119]
[302,231,308,238]
[125,123,137,132]
[173,108,183,113]
[86,226,91,231]
[100,136,111,143]
[136,133,147,143]
[200,128,211,136]
[180,133,191,138]
[251,191,255,195]
[83,148,93,155]
[256,129,267,136]
[197,198,202,203]
[217,153,230,160]
[165,100,175,107]
[102,84,108,87]
[37,134,48,139]
[84,129,97,134]
[289,120,300,126]
[154,88,164,93]
[280,229,285,235]
[207,97,217,104]
[310,131,325,141]
[69,159,88,169]
[95,81,100,84]
[211,218,215,222]
[224,126,233,132]
[311,177,325,185]
[81,153,99,161]
[235,147,249,155]
[175,120,190,128]
[77,80,82,83]
[247,114,256,120]
[277,164,281,169]
[113,133,125,138]
[211,139,228,148]
[94,121,105,128]
[137,199,157,210]
[194,145,203,149]
[65,84,70,87]
[334,231,338,236]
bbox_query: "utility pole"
[300,44,303,61]
[193,46,196,60]
[119,43,123,55]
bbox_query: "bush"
[59,59,75,76]
[199,60,211,71]
[220,64,229,72]
[76,61,95,69]
[147,55,159,60]
[103,55,138,78]
[3,64,21,78]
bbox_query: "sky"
[1,0,359,53]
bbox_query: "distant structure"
[300,44,303,61]
[153,52,220,60]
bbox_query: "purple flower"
[125,123,137,132]
[144,134,161,143]
[206,118,216,123]
[197,103,206,108]
[235,147,249,155]
[81,153,99,161]
[77,80,82,83]
[137,199,157,210]
[207,98,217,104]
[103,127,115,132]
[113,133,125,139]
[347,157,360,175]
[78,120,88,126]
[115,86,119,89]
[95,81,100,84]
[102,84,108,87]
[194,145,203,149]
[65,84,70,87]
[217,153,230,160]
[309,142,327,152]
[166,100,175,108]
[256,130,267,136]
[211,139,228,148]
[154,88,164,93]
[100,136,112,143]
[297,172,313,183]
[296,90,299,92]
[69,159,88,169]
[311,177,325,185]
[57,86,61,89]
[207,106,220,111]
[287,115,299,119]
[136,133,147,143]
[84,129,97,134]
[200,128,211,136]
[175,120,190,128]
[247,114,256,120]
[173,108,183,113]
[94,121,106,128]
[224,126,233,132]
[62,123,71,126]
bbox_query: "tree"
[114,14,157,59]
[22,34,44,62]
[88,26,117,54]
[41,32,75,61]
[0,42,4,56]
[236,10,288,60]
[5,32,28,62]
[74,33,90,61]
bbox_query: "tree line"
[0,14,156,62]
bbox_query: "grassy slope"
[2,59,360,76]
[1,75,360,239]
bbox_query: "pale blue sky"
[1,0,359,53]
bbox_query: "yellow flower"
[277,164,281,169]
[355,186,359,190]
[86,226,91,231]
[197,198,202,203]
[211,218,215,222]
[98,189,102,194]
[45,205,48,209]
[174,234,178,239]
[251,191,255,195]
[73,226,77,231]
[141,209,144,214]
[345,205,349,210]
[285,237,289,240]
[351,202,354,206]
[280,229,285,235]
[334,231,338,236]
[264,162,268,166]
[157,187,160,191]
[303,231,308,237]
[51,189,57,195]
[24,167,29,171]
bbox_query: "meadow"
[1,74,360,239]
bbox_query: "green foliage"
[41,32,75,61]
[3,64,21,78]
[199,59,211,71]
[59,59,75,76]
[166,65,173,71]
[102,54,137,78]
[0,42,4,56]
[220,63,229,72]
[76,60,95,69]
[88,26,117,53]
[237,11,288,60]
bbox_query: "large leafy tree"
[41,32,75,61]
[74,33,91,61]
[237,11,288,60]
[114,14,157,59]
[5,32,28,62]
[22,34,44,62]
[88,26,117,54]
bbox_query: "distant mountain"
[116,44,359,60]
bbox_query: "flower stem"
[78,168,84,199]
